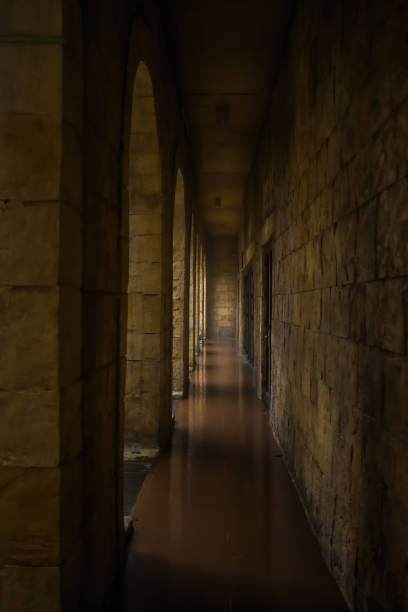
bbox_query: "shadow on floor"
[124,553,348,612]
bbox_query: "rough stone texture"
[0,1,83,608]
[0,1,203,611]
[200,246,207,341]
[194,234,200,356]
[172,170,188,396]
[207,237,237,338]
[239,2,408,609]
[81,4,195,607]
[189,218,197,368]
[124,61,164,445]
[0,565,61,612]
[187,219,205,370]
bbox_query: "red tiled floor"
[124,339,348,611]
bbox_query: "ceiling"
[160,0,295,236]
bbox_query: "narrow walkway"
[124,339,347,611]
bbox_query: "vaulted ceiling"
[161,0,295,236]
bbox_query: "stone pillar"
[197,243,202,344]
[199,245,204,344]
[172,171,186,398]
[188,218,196,370]
[194,235,200,357]
[203,248,207,340]
[0,2,84,609]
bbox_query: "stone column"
[203,248,207,340]
[124,62,166,448]
[188,218,196,370]
[194,235,200,357]
[172,172,186,398]
[0,2,84,609]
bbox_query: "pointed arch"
[122,60,169,448]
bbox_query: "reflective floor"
[124,339,348,611]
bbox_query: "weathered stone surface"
[0,287,58,390]
[0,1,62,37]
[377,178,408,279]
[59,381,82,463]
[366,280,407,355]
[0,390,59,467]
[0,200,59,286]
[59,203,83,288]
[61,120,83,210]
[334,212,357,286]
[127,293,143,332]
[127,331,160,361]
[82,364,117,445]
[320,286,350,337]
[0,467,60,564]
[356,199,376,283]
[83,292,118,373]
[320,228,337,287]
[60,456,82,561]
[130,235,162,265]
[125,395,160,441]
[238,3,408,609]
[130,213,161,236]
[142,295,161,334]
[0,43,61,115]
[0,114,61,201]
[0,2,200,611]
[128,261,161,293]
[207,237,237,337]
[59,287,82,387]
[384,357,408,440]
[0,565,61,612]
[84,196,118,291]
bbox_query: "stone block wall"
[124,60,164,445]
[172,170,188,397]
[0,1,203,610]
[189,217,197,368]
[239,1,408,609]
[82,2,198,606]
[207,237,237,338]
[0,1,84,609]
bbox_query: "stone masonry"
[239,1,408,609]
[208,237,237,338]
[172,170,187,397]
[0,2,206,610]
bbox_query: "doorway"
[243,266,254,364]
[262,247,272,406]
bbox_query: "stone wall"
[0,1,83,608]
[0,1,204,610]
[124,60,166,445]
[207,237,237,338]
[172,170,188,397]
[188,216,197,368]
[239,1,408,609]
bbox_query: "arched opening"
[123,61,170,454]
[171,170,188,399]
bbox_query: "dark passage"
[124,340,347,611]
